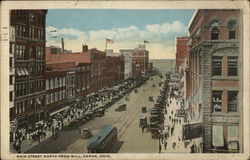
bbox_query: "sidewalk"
[10,130,53,153]
[160,97,190,153]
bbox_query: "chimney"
[82,44,88,52]
[61,38,64,54]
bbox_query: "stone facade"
[187,9,242,153]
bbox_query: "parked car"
[141,106,147,113]
[149,96,154,101]
[80,128,92,139]
[65,120,81,130]
[115,103,127,112]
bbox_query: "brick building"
[10,10,47,129]
[46,45,91,106]
[186,9,242,153]
[105,50,125,86]
[45,62,75,117]
[132,45,149,78]
[121,45,149,78]
[175,36,190,71]
[89,47,106,92]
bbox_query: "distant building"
[120,49,133,79]
[105,50,124,86]
[89,48,106,92]
[186,9,242,153]
[10,10,47,129]
[121,44,149,78]
[175,36,190,71]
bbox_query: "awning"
[20,67,26,76]
[49,105,70,116]
[23,67,29,75]
[16,67,22,76]
[36,98,41,105]
[212,125,224,147]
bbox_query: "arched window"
[211,27,219,40]
[210,21,220,40]
[228,20,236,39]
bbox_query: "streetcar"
[87,125,117,153]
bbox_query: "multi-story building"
[132,45,149,78]
[45,62,76,117]
[121,45,149,78]
[9,23,16,130]
[120,49,133,79]
[175,36,190,71]
[10,10,47,129]
[46,44,91,107]
[89,47,106,92]
[186,9,242,153]
[104,50,125,86]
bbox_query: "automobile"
[65,120,81,130]
[134,89,138,93]
[149,96,154,101]
[115,103,127,112]
[139,115,148,128]
[141,106,147,113]
[80,128,92,139]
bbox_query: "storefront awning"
[36,98,41,105]
[16,67,22,76]
[49,106,70,116]
[23,67,29,75]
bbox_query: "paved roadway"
[27,75,164,153]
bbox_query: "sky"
[46,9,195,59]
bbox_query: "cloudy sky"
[46,9,195,59]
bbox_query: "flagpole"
[105,38,107,51]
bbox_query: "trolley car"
[87,125,117,153]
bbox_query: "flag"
[144,40,149,43]
[106,38,114,43]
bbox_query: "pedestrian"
[164,139,167,150]
[178,136,181,142]
[142,127,144,133]
[161,133,164,144]
[172,142,176,150]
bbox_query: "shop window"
[228,91,238,112]
[228,57,238,76]
[212,56,222,76]
[212,125,224,148]
[212,91,222,112]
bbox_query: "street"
[27,75,163,153]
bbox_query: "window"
[228,20,236,39]
[212,91,222,112]
[228,91,238,112]
[212,56,222,76]
[211,27,219,40]
[10,91,13,101]
[29,13,34,23]
[46,79,49,90]
[10,75,14,85]
[228,57,237,76]
[50,79,53,89]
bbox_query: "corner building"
[187,9,242,153]
[10,10,47,129]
